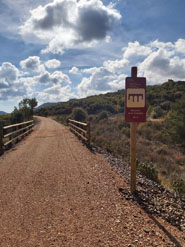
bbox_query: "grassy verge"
[90,113,185,194]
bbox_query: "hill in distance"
[0,111,7,114]
[35,80,185,120]
[36,102,58,110]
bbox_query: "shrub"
[151,106,163,119]
[97,111,108,120]
[71,107,87,122]
[172,179,185,194]
[155,145,168,155]
[136,160,158,182]
[88,103,103,114]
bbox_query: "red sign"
[125,77,146,122]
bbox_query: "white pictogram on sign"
[127,89,145,108]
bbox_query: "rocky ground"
[93,146,185,233]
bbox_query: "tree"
[16,98,38,121]
[19,98,37,111]
[28,98,38,111]
[11,107,24,124]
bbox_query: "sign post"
[125,67,146,193]
[0,122,3,155]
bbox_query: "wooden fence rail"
[0,120,34,154]
[68,119,90,145]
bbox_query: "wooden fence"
[68,119,90,145]
[0,120,34,154]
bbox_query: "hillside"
[36,80,185,119]
[0,111,7,114]
[36,102,58,110]
[35,80,185,193]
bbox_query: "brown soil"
[0,116,184,247]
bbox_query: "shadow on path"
[119,188,183,247]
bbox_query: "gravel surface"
[0,117,184,247]
[94,147,185,232]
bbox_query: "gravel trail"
[0,117,184,247]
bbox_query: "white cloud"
[82,67,99,74]
[175,39,185,54]
[45,59,61,68]
[20,56,45,73]
[69,66,81,75]
[108,74,127,90]
[0,62,19,86]
[78,66,119,97]
[123,41,152,59]
[2,38,185,104]
[103,58,129,73]
[20,0,121,54]
[36,70,71,85]
[139,42,185,83]
[77,38,185,98]
[149,40,174,50]
[0,59,72,101]
[36,84,75,103]
[0,62,29,101]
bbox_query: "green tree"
[19,98,37,111]
[28,98,38,111]
[15,98,38,122]
[11,107,24,123]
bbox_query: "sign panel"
[125,77,146,122]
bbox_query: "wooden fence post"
[0,122,4,155]
[87,122,91,146]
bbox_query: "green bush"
[151,106,164,119]
[172,179,185,194]
[136,160,158,182]
[97,111,108,120]
[71,107,87,122]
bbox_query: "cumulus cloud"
[103,58,129,73]
[0,62,29,101]
[69,66,81,75]
[0,58,72,102]
[20,56,45,73]
[2,38,185,104]
[36,70,71,85]
[0,62,19,85]
[78,66,120,97]
[139,40,185,83]
[123,41,152,59]
[77,38,185,98]
[20,0,121,54]
[45,59,61,68]
[175,39,185,54]
[36,84,75,103]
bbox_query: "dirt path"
[0,117,184,247]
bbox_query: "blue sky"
[0,0,185,112]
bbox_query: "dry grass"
[91,114,185,193]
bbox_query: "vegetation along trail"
[0,117,184,246]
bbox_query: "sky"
[0,0,185,112]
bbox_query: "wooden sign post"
[125,67,146,193]
[130,121,137,193]
[0,122,3,155]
